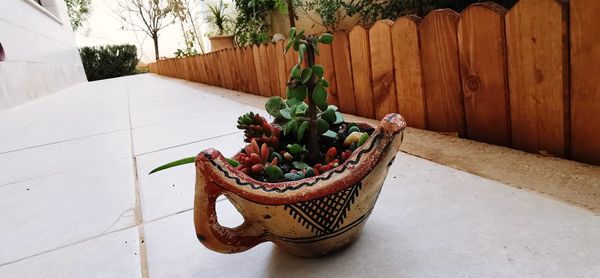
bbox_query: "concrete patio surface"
[1,74,599,277]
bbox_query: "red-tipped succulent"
[236,112,281,147]
[234,139,279,175]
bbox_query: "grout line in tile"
[134,131,243,157]
[0,128,131,156]
[127,82,150,278]
[133,156,149,278]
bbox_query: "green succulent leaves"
[312,85,327,106]
[312,64,324,79]
[149,156,195,174]
[291,64,301,79]
[319,33,334,44]
[287,143,305,154]
[292,161,310,170]
[284,119,298,135]
[297,121,309,141]
[265,96,287,119]
[287,86,307,101]
[301,68,312,84]
[320,107,337,123]
[264,165,284,180]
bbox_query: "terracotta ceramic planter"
[208,35,235,52]
[193,113,406,257]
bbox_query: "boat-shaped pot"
[193,113,406,257]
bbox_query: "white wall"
[0,0,87,112]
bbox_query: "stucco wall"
[270,7,362,35]
[0,0,87,112]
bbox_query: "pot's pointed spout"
[381,113,407,135]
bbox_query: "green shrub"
[79,44,139,81]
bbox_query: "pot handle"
[193,156,264,253]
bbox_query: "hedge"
[79,44,139,81]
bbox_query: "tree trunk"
[185,0,205,54]
[305,39,319,163]
[286,0,296,27]
[179,19,190,48]
[152,33,160,61]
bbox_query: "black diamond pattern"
[284,182,362,235]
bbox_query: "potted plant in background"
[206,0,235,51]
[151,28,406,257]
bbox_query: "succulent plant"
[149,27,374,185]
[237,112,281,147]
[233,139,285,181]
[343,131,368,149]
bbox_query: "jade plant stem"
[305,37,319,164]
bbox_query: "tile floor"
[1,74,599,277]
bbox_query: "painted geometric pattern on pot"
[284,182,362,235]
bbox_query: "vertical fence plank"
[183,59,190,80]
[420,9,466,137]
[458,3,511,146]
[174,59,179,78]
[236,49,245,91]
[332,32,356,114]
[246,46,260,95]
[166,59,173,77]
[349,26,375,118]
[238,47,249,92]
[506,0,569,156]
[228,49,239,89]
[391,16,426,129]
[184,57,193,80]
[316,41,339,107]
[275,41,288,98]
[191,56,200,82]
[234,48,247,92]
[205,55,213,85]
[217,51,230,89]
[196,57,204,83]
[212,53,223,86]
[179,59,185,79]
[234,48,244,91]
[267,43,281,97]
[224,50,234,89]
[195,56,206,83]
[571,0,600,164]
[223,50,234,89]
[205,54,215,85]
[369,20,398,120]
[253,45,265,96]
[258,44,273,96]
[184,58,193,81]
[187,57,197,82]
[211,53,220,85]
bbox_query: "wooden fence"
[149,0,600,166]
